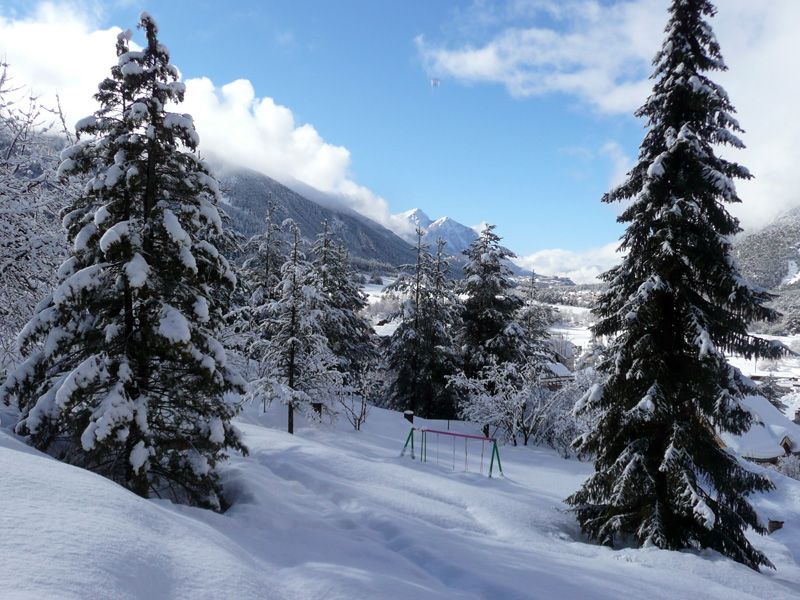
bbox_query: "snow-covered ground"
[546,304,594,360]
[363,278,395,305]
[3,401,800,599]
[6,290,798,598]
[728,333,800,382]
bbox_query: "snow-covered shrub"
[772,455,800,481]
[337,365,382,431]
[533,369,594,457]
[452,359,588,452]
[361,294,400,322]
[0,64,71,370]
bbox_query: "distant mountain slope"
[734,206,800,291]
[734,207,800,334]
[218,169,415,267]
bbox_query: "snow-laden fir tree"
[453,267,557,445]
[227,199,287,366]
[425,238,463,418]
[255,219,340,434]
[517,272,555,347]
[459,225,526,377]
[308,220,376,379]
[242,198,285,306]
[0,14,247,510]
[566,0,784,570]
[386,231,461,419]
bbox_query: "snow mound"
[0,430,272,600]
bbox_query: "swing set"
[400,427,504,477]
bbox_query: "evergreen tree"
[386,230,460,418]
[425,238,462,418]
[242,198,285,306]
[567,0,784,570]
[256,219,339,434]
[460,224,525,377]
[229,199,287,371]
[455,266,557,445]
[0,14,246,510]
[309,220,376,379]
[517,272,555,346]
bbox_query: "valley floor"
[3,402,800,599]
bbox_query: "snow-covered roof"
[721,395,800,460]
[545,362,573,378]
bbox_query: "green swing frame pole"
[401,428,416,459]
[404,427,503,478]
[488,439,504,478]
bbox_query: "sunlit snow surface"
[4,288,800,598]
[2,399,800,599]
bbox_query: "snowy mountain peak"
[400,208,432,230]
[393,210,478,256]
[426,217,479,254]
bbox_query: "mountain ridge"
[218,168,416,267]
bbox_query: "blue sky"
[79,0,642,251]
[1,1,797,282]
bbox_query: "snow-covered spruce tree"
[455,257,558,444]
[0,15,246,510]
[425,238,463,418]
[309,220,376,379]
[386,231,460,419]
[566,0,784,570]
[242,198,285,306]
[517,272,555,347]
[255,219,340,434]
[460,224,526,377]
[227,199,287,370]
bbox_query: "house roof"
[721,395,800,460]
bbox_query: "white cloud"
[0,3,122,131]
[417,0,662,113]
[419,0,800,232]
[0,3,400,230]
[599,141,632,190]
[514,242,621,284]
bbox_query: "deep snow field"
[4,297,800,599]
[3,395,800,600]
